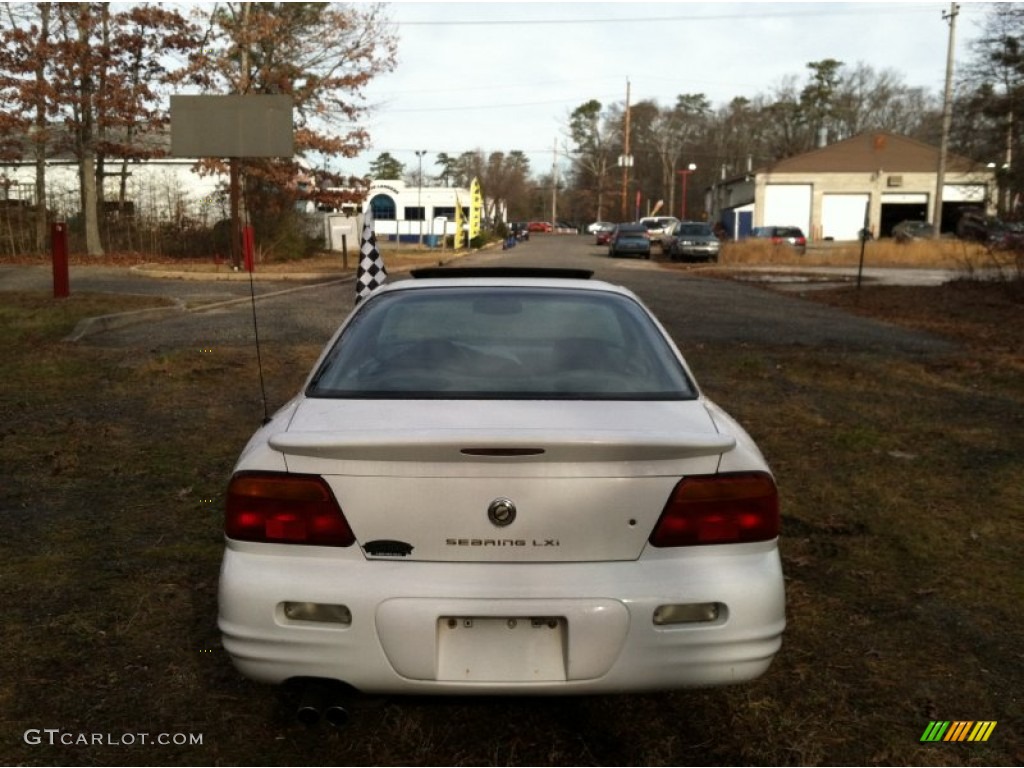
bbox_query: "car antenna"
[244,239,271,426]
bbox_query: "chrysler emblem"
[487,497,517,527]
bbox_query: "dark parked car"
[750,226,807,255]
[608,223,651,259]
[956,211,1024,249]
[508,222,530,241]
[892,220,936,243]
[662,221,720,262]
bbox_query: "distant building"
[708,132,997,241]
[349,179,472,242]
[1,143,478,247]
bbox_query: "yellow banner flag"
[469,178,482,240]
[454,192,464,250]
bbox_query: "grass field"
[0,270,1021,765]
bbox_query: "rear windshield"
[307,287,696,400]
[677,224,713,236]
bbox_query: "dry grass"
[719,237,993,270]
[0,283,1021,765]
[135,246,464,276]
[0,245,466,275]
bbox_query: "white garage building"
[709,132,996,242]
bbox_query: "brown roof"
[762,132,981,174]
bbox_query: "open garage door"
[821,194,869,241]
[881,193,928,237]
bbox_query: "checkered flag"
[355,206,387,304]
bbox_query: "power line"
[395,5,954,27]
[368,93,623,114]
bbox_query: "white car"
[218,268,785,719]
[640,215,679,242]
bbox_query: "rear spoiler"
[269,430,735,463]
[411,267,593,280]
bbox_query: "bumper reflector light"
[653,602,723,625]
[281,602,352,625]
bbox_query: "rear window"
[677,224,712,236]
[307,287,696,400]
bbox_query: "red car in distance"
[528,221,553,233]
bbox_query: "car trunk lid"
[269,399,732,562]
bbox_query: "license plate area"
[436,616,567,682]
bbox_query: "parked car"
[891,220,935,243]
[507,222,530,241]
[219,267,785,708]
[640,216,679,242]
[591,222,616,244]
[956,211,1024,249]
[528,221,553,233]
[662,221,721,262]
[595,226,615,246]
[750,226,807,255]
[608,223,651,258]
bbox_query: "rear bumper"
[218,542,785,694]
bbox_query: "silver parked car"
[662,221,721,262]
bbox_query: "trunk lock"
[487,497,517,527]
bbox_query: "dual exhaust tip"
[295,679,354,728]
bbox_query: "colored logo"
[921,721,997,742]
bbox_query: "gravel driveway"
[44,237,954,355]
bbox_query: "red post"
[242,225,255,272]
[677,164,697,221]
[52,222,69,298]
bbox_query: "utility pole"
[933,2,959,237]
[620,78,631,221]
[415,150,427,246]
[551,138,558,227]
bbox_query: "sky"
[344,1,994,180]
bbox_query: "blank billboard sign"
[170,95,294,158]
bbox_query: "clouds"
[351,2,986,178]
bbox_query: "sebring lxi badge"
[487,497,516,527]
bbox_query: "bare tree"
[0,3,53,251]
[566,100,617,221]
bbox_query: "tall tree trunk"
[78,3,102,256]
[33,3,49,252]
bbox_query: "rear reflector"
[653,602,723,625]
[649,472,779,547]
[225,472,355,547]
[281,602,352,625]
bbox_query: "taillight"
[649,472,779,547]
[796,236,807,245]
[771,236,782,245]
[225,472,355,546]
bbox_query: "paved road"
[2,238,955,355]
